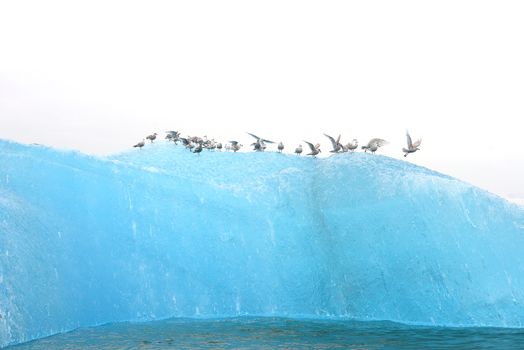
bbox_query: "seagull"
[324,134,343,153]
[277,142,284,153]
[146,133,158,143]
[247,132,274,151]
[229,141,242,152]
[362,138,387,154]
[216,142,223,151]
[133,140,145,149]
[304,141,321,157]
[193,142,203,154]
[403,131,422,157]
[295,144,303,155]
[165,131,180,143]
[345,139,358,152]
[179,137,194,150]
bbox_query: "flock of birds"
[133,131,422,157]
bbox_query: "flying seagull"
[403,131,422,157]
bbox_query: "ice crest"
[1,139,524,347]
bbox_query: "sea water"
[1,140,524,347]
[6,317,524,350]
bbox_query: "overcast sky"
[1,1,523,204]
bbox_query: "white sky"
[0,1,523,203]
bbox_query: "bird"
[324,134,343,153]
[216,142,223,151]
[133,140,145,149]
[179,137,194,150]
[403,131,422,157]
[146,133,158,143]
[229,141,242,152]
[247,132,274,151]
[344,139,358,152]
[362,138,387,154]
[193,142,203,154]
[277,142,284,153]
[304,141,321,156]
[165,131,180,143]
[295,144,303,155]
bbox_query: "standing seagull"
[304,141,321,157]
[247,132,274,151]
[165,131,180,143]
[324,134,343,153]
[193,142,203,154]
[133,139,145,149]
[146,133,158,143]
[295,144,303,155]
[403,131,422,157]
[277,142,284,153]
[345,139,358,152]
[229,141,242,152]
[362,138,388,154]
[179,137,194,151]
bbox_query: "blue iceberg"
[1,139,524,347]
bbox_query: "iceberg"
[1,139,524,347]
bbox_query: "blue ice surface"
[1,139,524,347]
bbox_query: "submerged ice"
[1,139,524,347]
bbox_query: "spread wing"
[323,134,337,148]
[412,138,422,148]
[261,138,274,144]
[369,138,388,147]
[247,132,260,140]
[406,132,413,149]
[303,141,315,151]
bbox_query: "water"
[5,317,524,350]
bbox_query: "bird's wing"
[261,138,274,143]
[323,134,337,148]
[229,141,238,145]
[412,138,422,148]
[336,134,341,144]
[369,138,388,147]
[303,141,315,151]
[406,132,413,149]
[247,132,260,140]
